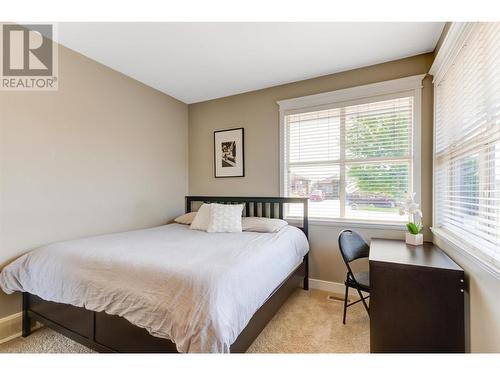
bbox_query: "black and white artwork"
[214,128,244,177]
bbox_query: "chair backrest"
[338,229,369,265]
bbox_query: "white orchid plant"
[399,192,423,235]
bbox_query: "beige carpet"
[0,289,369,353]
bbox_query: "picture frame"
[214,127,245,178]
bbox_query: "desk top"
[369,238,463,272]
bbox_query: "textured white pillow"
[206,203,244,233]
[189,204,212,231]
[174,212,197,225]
[242,217,288,233]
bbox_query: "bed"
[0,196,309,353]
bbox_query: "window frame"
[278,75,425,229]
[430,22,500,278]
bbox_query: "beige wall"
[0,44,188,318]
[434,22,451,57]
[433,237,500,352]
[189,53,434,283]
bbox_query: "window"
[279,76,422,224]
[432,22,500,270]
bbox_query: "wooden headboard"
[185,196,309,238]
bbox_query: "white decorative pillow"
[206,203,244,233]
[189,204,212,231]
[242,217,288,233]
[174,212,197,225]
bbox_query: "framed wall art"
[214,127,245,178]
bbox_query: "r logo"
[2,24,53,76]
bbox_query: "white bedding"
[0,223,309,353]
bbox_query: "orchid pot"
[405,232,423,246]
[399,193,424,246]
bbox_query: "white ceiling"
[54,23,444,104]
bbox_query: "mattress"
[0,223,309,352]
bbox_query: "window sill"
[431,227,500,280]
[287,217,407,231]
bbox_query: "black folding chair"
[338,229,370,324]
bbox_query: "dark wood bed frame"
[21,196,309,353]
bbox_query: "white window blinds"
[434,22,500,269]
[285,94,414,222]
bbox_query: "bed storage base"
[22,196,309,353]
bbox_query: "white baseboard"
[0,312,22,345]
[0,311,42,345]
[0,332,22,345]
[309,278,346,295]
[309,278,369,298]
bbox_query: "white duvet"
[0,223,309,353]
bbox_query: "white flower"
[398,193,423,220]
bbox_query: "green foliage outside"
[346,113,410,199]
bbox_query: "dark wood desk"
[369,239,465,353]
